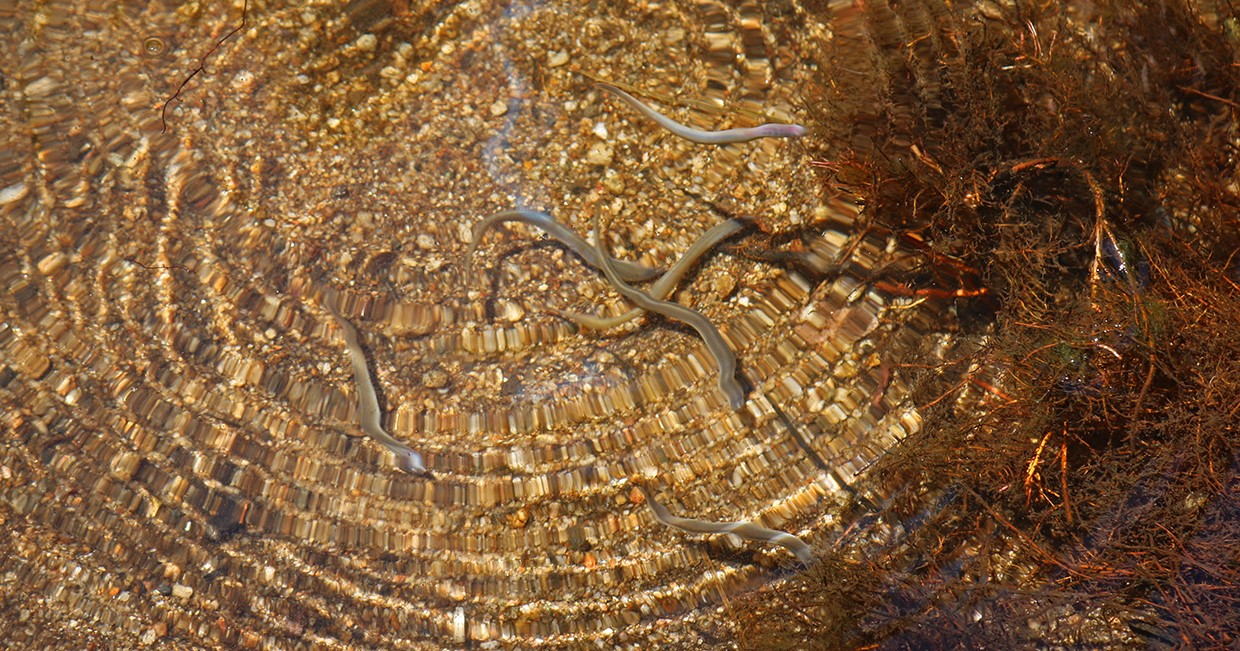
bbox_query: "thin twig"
[160,0,250,133]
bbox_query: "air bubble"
[142,36,166,57]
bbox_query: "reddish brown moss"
[737,1,1239,648]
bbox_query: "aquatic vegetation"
[730,1,1240,647]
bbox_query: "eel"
[469,209,662,283]
[592,213,747,410]
[598,82,808,144]
[326,302,428,475]
[554,217,748,330]
[639,485,813,563]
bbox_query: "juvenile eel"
[639,485,813,563]
[469,209,662,283]
[593,213,747,410]
[326,303,428,475]
[598,82,808,145]
[554,217,748,330]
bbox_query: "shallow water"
[0,1,954,647]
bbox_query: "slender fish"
[555,217,748,330]
[592,213,746,410]
[639,485,812,562]
[470,209,662,283]
[327,303,428,475]
[598,82,808,144]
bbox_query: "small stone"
[547,50,569,67]
[495,299,525,323]
[506,508,529,528]
[171,583,193,600]
[629,486,645,504]
[355,34,378,51]
[0,182,28,205]
[489,99,509,117]
[585,142,613,166]
[663,27,686,44]
[423,368,449,390]
[109,451,141,482]
[24,76,57,98]
[709,270,738,299]
[416,234,435,250]
[37,252,68,276]
[231,70,257,93]
[601,173,625,194]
